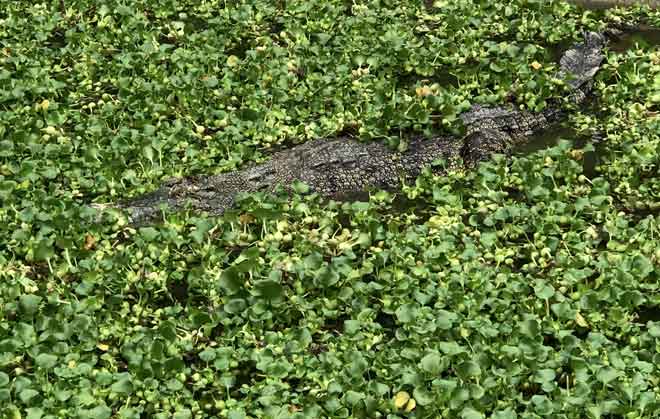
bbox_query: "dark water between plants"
[549,23,660,60]
[514,125,578,155]
[609,25,660,52]
[512,123,604,179]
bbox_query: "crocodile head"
[559,31,607,90]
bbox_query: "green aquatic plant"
[0,0,659,418]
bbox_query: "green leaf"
[436,310,457,329]
[35,353,58,369]
[19,388,39,404]
[531,395,554,415]
[492,408,517,419]
[164,357,184,373]
[438,341,466,355]
[253,280,283,301]
[111,375,133,394]
[344,320,361,335]
[350,353,368,377]
[199,348,216,362]
[303,252,323,270]
[420,352,445,375]
[190,219,212,244]
[551,301,575,320]
[648,322,660,337]
[534,369,556,383]
[227,410,246,419]
[85,405,112,419]
[0,180,16,199]
[219,267,243,295]
[317,266,340,287]
[489,62,504,73]
[292,181,310,194]
[224,298,247,314]
[395,303,418,323]
[412,387,434,406]
[139,227,159,242]
[456,361,481,379]
[33,240,54,261]
[470,384,485,399]
[461,407,485,419]
[596,367,621,385]
[167,378,184,391]
[506,44,520,57]
[0,391,10,403]
[159,320,178,342]
[345,390,364,407]
[19,295,42,315]
[519,319,540,337]
[631,254,653,278]
[351,201,371,212]
[534,281,555,299]
[26,408,43,419]
[0,372,9,387]
[204,77,219,88]
[151,340,165,361]
[173,409,192,419]
[118,408,140,419]
[16,323,36,345]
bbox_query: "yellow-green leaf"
[405,398,417,412]
[393,391,410,409]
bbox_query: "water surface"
[609,25,660,53]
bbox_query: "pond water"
[548,22,660,62]
[512,123,604,178]
[514,125,578,155]
[609,25,660,52]
[569,0,660,11]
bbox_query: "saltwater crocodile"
[98,31,608,224]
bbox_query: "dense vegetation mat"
[0,1,659,418]
[109,31,608,224]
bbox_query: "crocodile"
[98,31,608,224]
